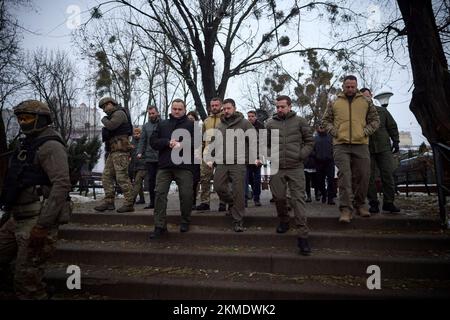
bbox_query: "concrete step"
[70,211,442,231]
[58,224,450,252]
[45,264,450,299]
[52,240,450,279]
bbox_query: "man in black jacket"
[245,110,265,207]
[314,122,335,205]
[149,99,196,238]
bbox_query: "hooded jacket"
[322,92,380,145]
[266,111,314,169]
[204,112,255,165]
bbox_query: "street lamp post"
[374,92,394,107]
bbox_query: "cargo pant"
[198,161,225,207]
[214,164,247,223]
[102,151,134,206]
[0,215,57,300]
[154,168,193,229]
[270,167,309,238]
[367,151,396,205]
[198,161,213,204]
[131,169,147,202]
[333,144,370,210]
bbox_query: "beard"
[277,112,286,119]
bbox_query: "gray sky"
[13,0,428,145]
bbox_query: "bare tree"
[22,49,79,142]
[76,14,142,113]
[326,0,449,144]
[0,0,29,190]
[90,0,348,119]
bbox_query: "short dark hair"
[276,95,292,106]
[187,111,199,121]
[247,110,257,116]
[343,75,358,82]
[360,87,371,94]
[210,97,222,104]
[148,105,159,112]
[223,98,236,107]
[172,98,186,109]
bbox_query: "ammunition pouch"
[109,135,132,153]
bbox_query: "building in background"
[399,131,413,147]
[70,103,102,141]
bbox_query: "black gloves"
[391,141,399,154]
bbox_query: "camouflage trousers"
[102,151,134,206]
[0,215,57,300]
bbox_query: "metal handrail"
[432,142,450,229]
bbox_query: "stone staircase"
[44,202,450,299]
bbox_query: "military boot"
[276,222,290,234]
[382,202,400,213]
[116,204,135,213]
[94,202,115,212]
[339,207,352,223]
[297,237,311,256]
[369,201,380,213]
[355,206,370,218]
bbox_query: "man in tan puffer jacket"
[322,75,380,223]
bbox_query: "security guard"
[94,97,135,213]
[0,100,72,299]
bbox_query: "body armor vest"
[0,135,65,209]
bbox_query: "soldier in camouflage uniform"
[0,100,72,299]
[94,97,135,213]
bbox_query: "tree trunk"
[0,112,8,191]
[397,0,450,144]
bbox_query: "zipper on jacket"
[283,118,287,168]
[349,98,352,144]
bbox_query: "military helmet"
[98,97,118,109]
[13,100,51,116]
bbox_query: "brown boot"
[355,206,370,217]
[116,205,135,213]
[339,207,352,223]
[94,202,115,212]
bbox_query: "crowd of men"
[0,74,401,299]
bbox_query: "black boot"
[369,200,380,213]
[196,203,210,211]
[382,202,400,213]
[180,223,189,233]
[276,222,290,234]
[297,237,311,256]
[149,227,168,239]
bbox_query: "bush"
[68,135,102,185]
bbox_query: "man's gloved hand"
[391,141,400,154]
[28,225,48,249]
